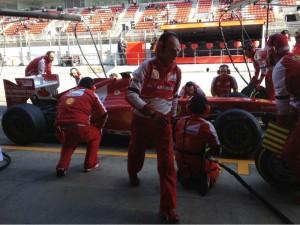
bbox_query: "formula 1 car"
[2,74,276,158]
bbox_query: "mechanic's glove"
[171,116,179,130]
[55,126,65,143]
[139,104,155,117]
[97,113,108,129]
[140,104,169,127]
[91,113,108,130]
[152,111,169,128]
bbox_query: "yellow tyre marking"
[1,145,254,175]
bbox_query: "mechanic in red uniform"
[292,30,300,55]
[55,77,108,177]
[243,42,275,99]
[179,81,205,97]
[244,44,267,87]
[271,34,300,186]
[25,51,55,77]
[174,95,220,192]
[210,64,238,97]
[125,31,181,223]
[265,33,290,100]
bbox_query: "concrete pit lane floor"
[0,134,300,224]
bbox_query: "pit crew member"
[55,77,107,177]
[125,31,181,223]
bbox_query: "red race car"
[2,74,276,157]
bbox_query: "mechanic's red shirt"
[211,74,238,97]
[140,58,181,100]
[175,115,220,153]
[56,87,107,125]
[25,56,52,76]
[174,115,220,172]
[126,58,181,117]
[273,53,300,114]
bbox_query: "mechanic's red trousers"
[176,153,220,188]
[127,114,177,213]
[265,70,275,100]
[283,115,300,184]
[56,124,101,170]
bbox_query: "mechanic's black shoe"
[159,210,180,224]
[129,173,140,186]
[56,168,66,178]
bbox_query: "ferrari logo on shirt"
[65,97,75,105]
[186,124,201,135]
[151,69,160,79]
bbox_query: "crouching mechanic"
[210,64,238,97]
[55,77,108,177]
[272,34,300,186]
[179,81,205,97]
[125,31,181,223]
[174,95,221,194]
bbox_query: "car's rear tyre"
[255,148,298,189]
[214,109,262,157]
[2,104,46,145]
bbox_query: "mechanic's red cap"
[267,33,289,50]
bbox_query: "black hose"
[73,23,107,78]
[0,152,11,171]
[210,158,294,224]
[218,11,249,85]
[233,11,252,81]
[82,21,107,78]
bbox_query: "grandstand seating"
[4,19,49,35]
[124,5,139,18]
[197,0,212,14]
[214,1,274,22]
[279,0,296,5]
[66,5,124,33]
[135,1,192,30]
[0,1,280,35]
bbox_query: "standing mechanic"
[55,77,108,177]
[125,31,181,223]
[244,43,266,88]
[271,33,300,186]
[211,64,238,97]
[25,51,55,77]
[262,34,290,100]
[70,67,81,85]
[174,95,220,192]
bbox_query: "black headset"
[217,64,230,74]
[70,67,81,76]
[157,31,178,50]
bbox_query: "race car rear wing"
[3,75,60,107]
